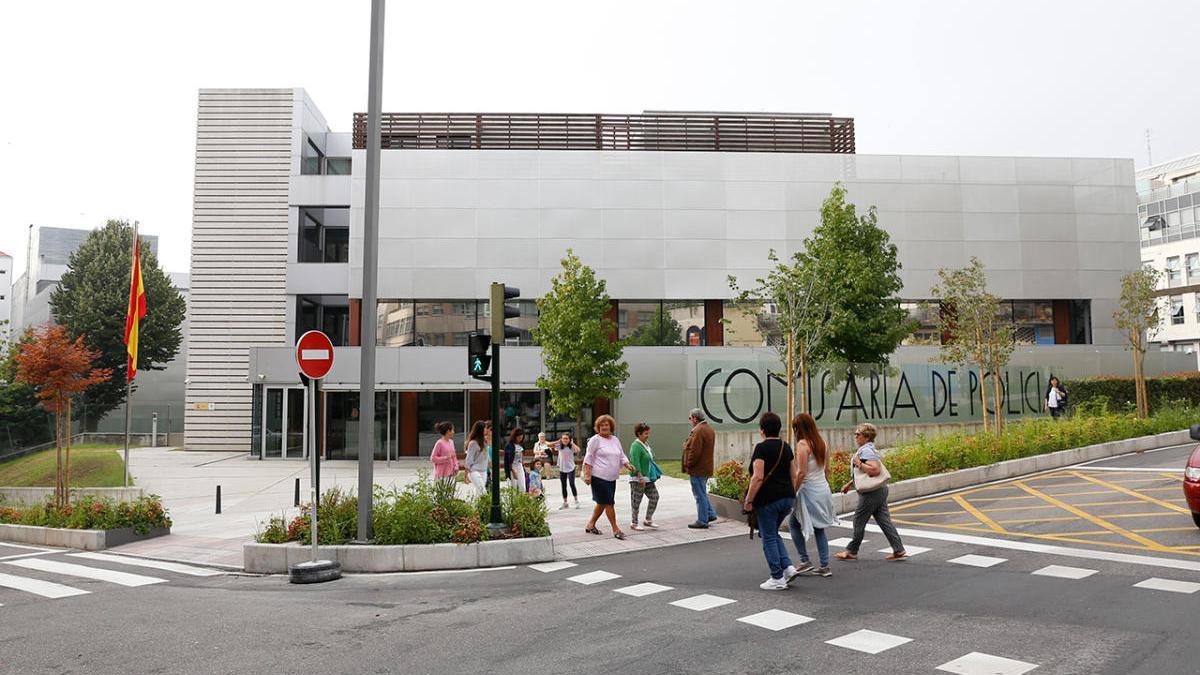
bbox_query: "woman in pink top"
[583,414,637,541]
[430,421,460,485]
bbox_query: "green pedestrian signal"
[468,333,492,380]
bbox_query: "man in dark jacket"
[682,408,718,529]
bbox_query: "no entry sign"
[296,330,335,380]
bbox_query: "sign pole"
[309,374,318,563]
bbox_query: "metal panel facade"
[184,89,295,451]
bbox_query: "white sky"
[1,0,1198,278]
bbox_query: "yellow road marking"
[1142,486,1187,492]
[1100,512,1178,519]
[1094,475,1181,485]
[980,504,1062,513]
[1071,499,1147,507]
[1043,489,1122,497]
[891,509,970,517]
[953,494,1004,533]
[891,519,996,534]
[966,494,1044,503]
[1012,481,1171,551]
[1043,530,1114,537]
[1133,527,1200,534]
[1067,471,1193,515]
[995,516,1081,524]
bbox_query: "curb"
[244,536,555,574]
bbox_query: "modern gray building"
[185,88,1188,459]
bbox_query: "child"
[528,459,545,500]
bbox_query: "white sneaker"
[759,576,788,591]
[783,565,800,585]
[574,502,580,509]
[559,503,569,510]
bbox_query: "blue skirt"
[591,477,616,505]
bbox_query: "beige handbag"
[852,459,890,493]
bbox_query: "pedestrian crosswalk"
[526,536,1200,674]
[0,552,223,605]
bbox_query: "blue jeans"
[788,508,829,567]
[757,496,795,579]
[690,476,717,524]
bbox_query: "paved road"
[3,441,1199,674]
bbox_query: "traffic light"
[490,283,522,344]
[468,333,492,379]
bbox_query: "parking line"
[961,494,1043,503]
[1072,499,1149,507]
[1102,512,1179,519]
[1068,471,1193,515]
[995,515,1081,525]
[1043,489,1122,497]
[979,503,1061,513]
[1012,481,1170,551]
[952,495,1004,533]
[1133,527,1199,534]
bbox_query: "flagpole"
[123,223,137,488]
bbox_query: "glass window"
[297,295,349,346]
[1013,300,1055,345]
[721,300,779,347]
[325,157,352,175]
[299,207,350,263]
[1188,254,1200,282]
[498,391,542,450]
[377,301,415,346]
[415,301,478,347]
[417,392,465,456]
[1167,257,1182,286]
[1194,296,1200,323]
[301,137,323,175]
[1171,295,1185,325]
[900,301,940,345]
[618,301,704,346]
[1068,299,1091,344]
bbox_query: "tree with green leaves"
[804,185,913,367]
[728,249,837,423]
[49,220,186,429]
[930,257,1015,432]
[533,249,629,438]
[1113,266,1162,418]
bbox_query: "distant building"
[7,225,186,441]
[0,251,11,341]
[1136,154,1200,363]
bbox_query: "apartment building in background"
[185,88,1192,459]
[0,252,11,342]
[1137,153,1200,364]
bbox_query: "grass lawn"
[0,445,129,488]
[654,459,689,480]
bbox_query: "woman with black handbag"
[742,412,801,591]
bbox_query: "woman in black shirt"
[742,412,800,591]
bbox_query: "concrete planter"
[243,536,556,574]
[708,494,749,523]
[0,523,169,550]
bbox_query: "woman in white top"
[464,421,492,498]
[554,432,582,509]
[1044,376,1067,420]
[786,413,836,578]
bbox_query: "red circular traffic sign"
[296,330,335,380]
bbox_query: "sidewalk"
[108,447,745,568]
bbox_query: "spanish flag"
[124,239,148,381]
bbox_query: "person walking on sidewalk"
[836,423,907,562]
[1044,376,1068,420]
[505,427,527,494]
[554,432,582,510]
[582,415,638,541]
[787,413,835,577]
[464,421,491,497]
[742,412,799,591]
[429,421,460,487]
[682,408,718,529]
[628,422,662,530]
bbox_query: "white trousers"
[469,471,488,497]
[510,464,526,494]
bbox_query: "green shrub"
[1065,373,1200,413]
[0,495,171,534]
[504,489,550,538]
[710,460,750,499]
[828,405,1199,488]
[255,515,289,544]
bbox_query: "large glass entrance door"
[262,387,307,460]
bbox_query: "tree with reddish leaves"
[13,325,112,507]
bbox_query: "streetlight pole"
[356,0,385,542]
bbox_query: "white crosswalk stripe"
[6,558,166,587]
[826,629,913,654]
[1133,577,1200,594]
[0,571,89,599]
[936,651,1039,675]
[67,552,222,577]
[948,554,1007,568]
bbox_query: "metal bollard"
[215,485,222,514]
[294,478,301,507]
